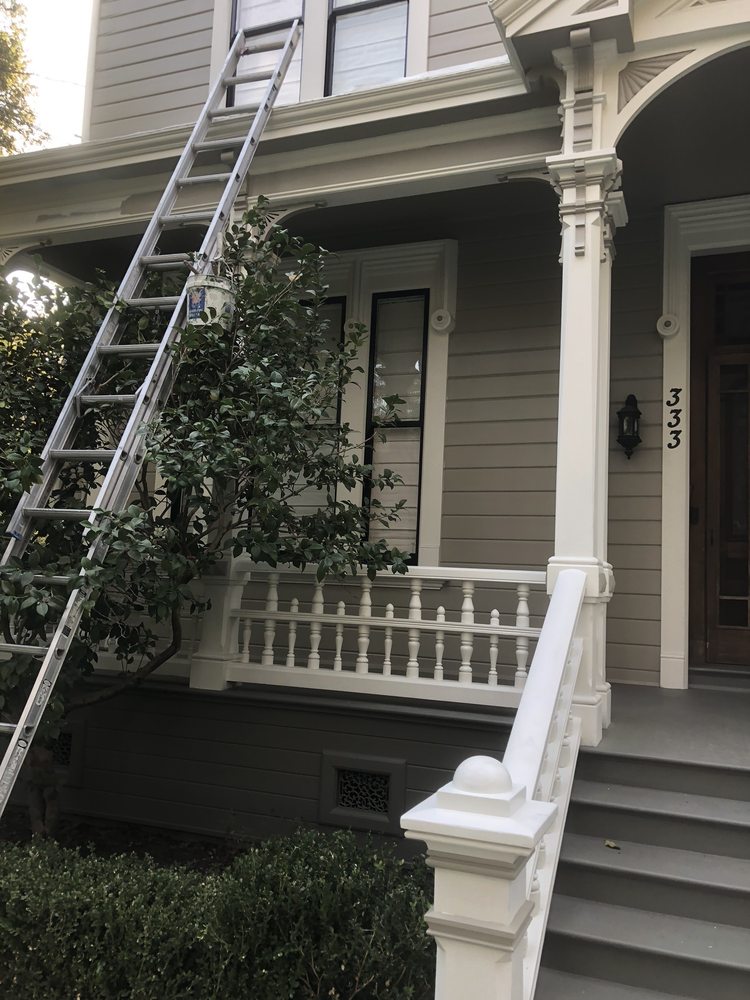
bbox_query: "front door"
[690,253,750,668]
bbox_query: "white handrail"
[503,569,585,799]
[401,568,587,1000]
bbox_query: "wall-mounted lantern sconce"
[617,394,642,459]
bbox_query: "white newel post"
[546,149,626,747]
[402,756,555,1000]
[189,560,251,691]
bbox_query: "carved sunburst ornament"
[618,50,693,111]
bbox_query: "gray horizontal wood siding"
[428,0,504,72]
[88,0,213,140]
[441,210,562,572]
[61,684,512,842]
[440,210,662,685]
[607,214,663,686]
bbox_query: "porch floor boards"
[595,683,750,769]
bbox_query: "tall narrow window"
[366,290,428,558]
[233,0,303,105]
[326,1,408,97]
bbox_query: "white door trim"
[659,194,750,688]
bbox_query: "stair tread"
[536,968,696,1000]
[547,895,750,969]
[573,778,750,826]
[560,832,750,893]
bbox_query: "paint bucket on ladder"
[185,274,236,329]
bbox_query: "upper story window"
[326,1,408,97]
[231,0,425,104]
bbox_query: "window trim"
[323,240,457,566]
[324,0,410,99]
[213,0,428,101]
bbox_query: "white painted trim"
[406,0,430,77]
[0,57,521,189]
[80,0,101,143]
[209,0,234,89]
[324,241,457,564]
[659,195,750,689]
[225,661,524,707]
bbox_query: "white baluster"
[515,583,530,687]
[286,597,299,667]
[488,608,499,686]
[356,578,372,674]
[383,603,394,675]
[241,618,252,663]
[262,573,279,666]
[307,581,324,670]
[434,606,445,681]
[406,578,422,679]
[459,580,474,683]
[334,600,345,671]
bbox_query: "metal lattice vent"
[51,731,73,768]
[337,769,390,815]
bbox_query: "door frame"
[659,195,750,688]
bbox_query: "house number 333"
[665,388,683,448]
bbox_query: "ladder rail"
[0,20,303,816]
[2,29,250,560]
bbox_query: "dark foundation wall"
[59,683,513,844]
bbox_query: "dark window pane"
[719,599,748,627]
[716,282,750,345]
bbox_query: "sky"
[21,0,95,148]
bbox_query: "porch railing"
[225,565,547,706]
[401,567,586,1000]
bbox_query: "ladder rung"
[140,254,192,269]
[0,723,17,735]
[177,173,232,188]
[209,103,262,121]
[24,508,92,522]
[0,643,48,657]
[159,211,216,227]
[78,394,138,407]
[98,344,160,357]
[224,71,272,87]
[32,575,75,587]
[194,136,246,153]
[241,39,285,54]
[49,449,117,463]
[121,296,180,309]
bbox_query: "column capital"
[546,150,627,261]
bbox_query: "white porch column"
[189,560,250,691]
[401,756,555,1000]
[546,151,626,747]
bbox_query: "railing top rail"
[502,568,586,798]
[233,559,547,586]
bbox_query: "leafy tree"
[0,1,40,154]
[0,209,407,833]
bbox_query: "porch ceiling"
[619,46,750,213]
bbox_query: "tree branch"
[65,604,183,714]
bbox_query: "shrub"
[0,830,434,1000]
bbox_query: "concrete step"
[543,895,750,1000]
[556,832,750,927]
[577,751,750,802]
[567,779,750,857]
[536,968,695,1000]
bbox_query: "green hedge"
[0,830,434,1000]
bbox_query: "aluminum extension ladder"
[0,17,303,817]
